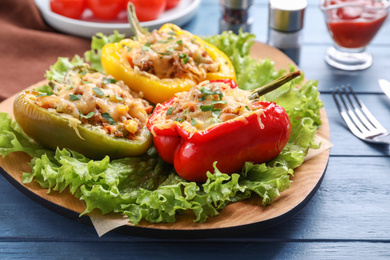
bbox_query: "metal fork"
[332,85,390,144]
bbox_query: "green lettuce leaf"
[44,55,84,82]
[43,31,124,83]
[0,113,52,158]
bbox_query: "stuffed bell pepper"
[101,4,236,104]
[147,78,293,182]
[14,65,153,159]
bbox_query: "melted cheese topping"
[34,71,152,140]
[121,27,219,81]
[153,81,264,134]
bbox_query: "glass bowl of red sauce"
[320,0,389,70]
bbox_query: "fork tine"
[346,85,387,133]
[342,86,376,132]
[336,86,369,138]
[332,87,367,139]
[333,86,390,143]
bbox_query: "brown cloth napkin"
[0,0,91,101]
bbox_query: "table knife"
[378,79,390,99]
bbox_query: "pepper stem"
[248,70,302,100]
[127,2,150,41]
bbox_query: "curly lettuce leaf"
[0,113,52,158]
[203,30,255,60]
[43,31,124,83]
[20,143,221,224]
[44,55,84,82]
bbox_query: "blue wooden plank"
[0,174,99,239]
[262,156,390,240]
[0,0,389,258]
[0,241,389,259]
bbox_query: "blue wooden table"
[1,0,390,258]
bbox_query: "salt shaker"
[267,0,307,64]
[219,0,254,34]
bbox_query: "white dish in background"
[34,0,201,38]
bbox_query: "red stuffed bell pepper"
[147,79,292,182]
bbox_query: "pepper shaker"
[219,0,254,34]
[267,0,307,64]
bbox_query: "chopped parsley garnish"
[212,100,227,105]
[69,94,81,101]
[198,86,226,118]
[79,71,87,76]
[158,51,172,56]
[158,46,175,56]
[103,77,117,84]
[115,94,124,101]
[102,112,116,125]
[168,31,177,36]
[174,118,184,123]
[199,86,223,101]
[212,109,221,118]
[179,53,189,64]
[79,111,95,120]
[191,117,198,126]
[200,105,222,119]
[82,80,92,84]
[142,44,153,52]
[200,105,214,112]
[245,105,251,111]
[122,45,132,52]
[92,87,104,96]
[176,40,183,45]
[34,84,54,96]
[166,106,174,115]
[36,92,53,97]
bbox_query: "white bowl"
[34,0,201,38]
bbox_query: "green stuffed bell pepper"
[13,65,152,159]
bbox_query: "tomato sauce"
[324,0,388,48]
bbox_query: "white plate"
[34,0,201,38]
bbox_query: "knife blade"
[378,79,390,100]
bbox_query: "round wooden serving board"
[0,42,331,238]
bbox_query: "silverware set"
[332,82,390,144]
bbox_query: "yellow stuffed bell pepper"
[101,6,235,105]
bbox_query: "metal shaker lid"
[220,0,254,9]
[269,0,307,32]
